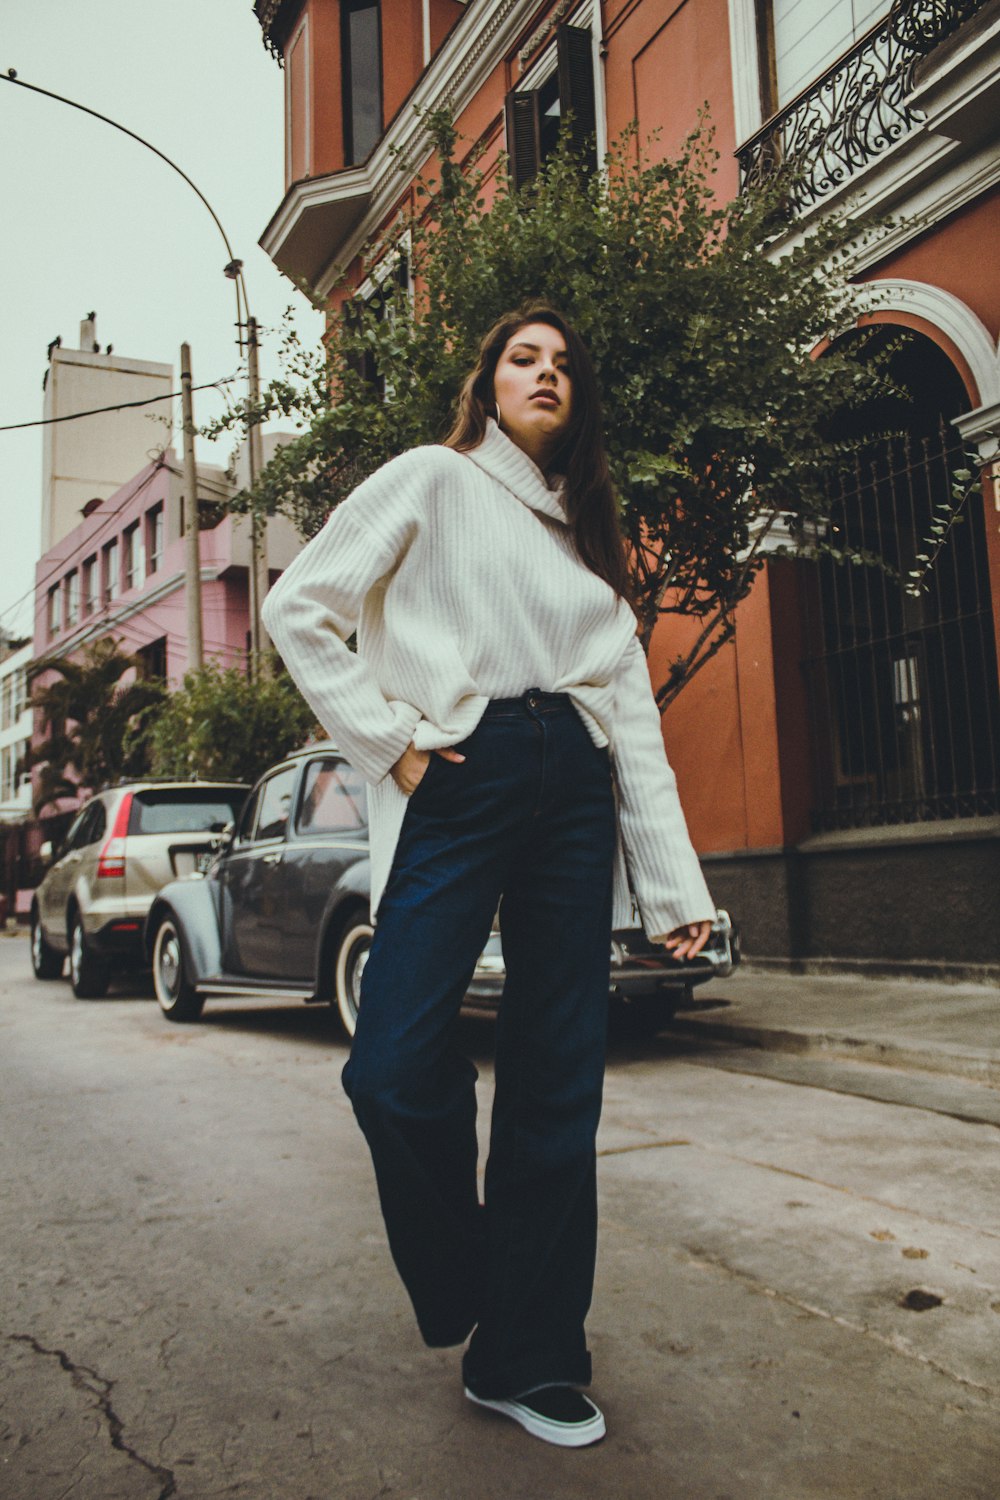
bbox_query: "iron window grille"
[801,417,1000,830]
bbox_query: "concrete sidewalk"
[669,965,1000,1087]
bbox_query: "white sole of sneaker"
[464,1388,606,1447]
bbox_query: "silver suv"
[30,780,248,998]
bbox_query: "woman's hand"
[390,743,466,795]
[663,921,713,961]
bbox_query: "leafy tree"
[216,116,903,710]
[147,657,319,786]
[25,638,164,813]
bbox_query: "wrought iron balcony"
[736,0,990,211]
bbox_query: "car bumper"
[86,917,147,960]
[465,912,740,1006]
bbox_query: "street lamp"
[1,67,270,674]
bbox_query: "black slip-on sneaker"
[464,1384,606,1447]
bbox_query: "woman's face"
[493,321,573,465]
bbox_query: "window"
[285,14,311,182]
[72,799,107,849]
[255,765,298,842]
[345,252,411,398]
[344,256,407,399]
[756,0,890,112]
[82,556,98,617]
[47,584,62,639]
[295,757,367,834]
[128,788,246,836]
[146,504,164,576]
[342,0,382,165]
[136,636,167,683]
[65,570,80,628]
[236,783,263,844]
[2,671,28,732]
[1,746,12,802]
[505,25,597,190]
[103,539,120,604]
[801,331,1000,829]
[124,523,144,591]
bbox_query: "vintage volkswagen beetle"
[146,741,738,1036]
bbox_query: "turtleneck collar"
[461,417,567,523]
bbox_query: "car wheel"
[333,913,373,1039]
[68,915,110,999]
[30,909,64,980]
[152,917,204,1023]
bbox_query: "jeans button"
[526,690,541,709]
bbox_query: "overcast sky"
[0,0,323,641]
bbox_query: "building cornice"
[259,0,546,295]
[254,0,303,60]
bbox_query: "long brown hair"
[443,304,631,602]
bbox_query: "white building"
[0,641,33,824]
[41,314,173,553]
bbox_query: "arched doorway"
[801,328,1000,831]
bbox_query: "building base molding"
[703,824,1000,973]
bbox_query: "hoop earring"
[494,402,502,426]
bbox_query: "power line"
[0,462,168,629]
[0,389,247,630]
[0,377,237,433]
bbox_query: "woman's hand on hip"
[391,742,466,796]
[663,921,712,960]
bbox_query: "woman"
[262,304,715,1448]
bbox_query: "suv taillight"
[97,792,133,879]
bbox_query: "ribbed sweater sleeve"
[608,636,716,940]
[261,455,425,784]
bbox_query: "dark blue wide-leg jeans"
[341,690,617,1400]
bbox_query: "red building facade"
[255,0,1000,974]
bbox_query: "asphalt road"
[2,935,998,1499]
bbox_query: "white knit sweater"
[262,419,715,940]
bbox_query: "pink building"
[33,441,301,688]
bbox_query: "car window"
[85,800,108,845]
[128,788,246,835]
[254,766,298,843]
[72,800,106,850]
[235,784,262,844]
[295,757,367,835]
[61,808,88,853]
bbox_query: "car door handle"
[261,850,283,864]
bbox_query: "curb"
[664,1014,1000,1089]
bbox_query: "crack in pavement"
[5,1331,178,1499]
[676,1246,1000,1402]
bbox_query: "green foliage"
[147,657,319,786]
[215,114,906,708]
[25,638,165,813]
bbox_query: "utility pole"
[180,343,204,672]
[246,315,269,677]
